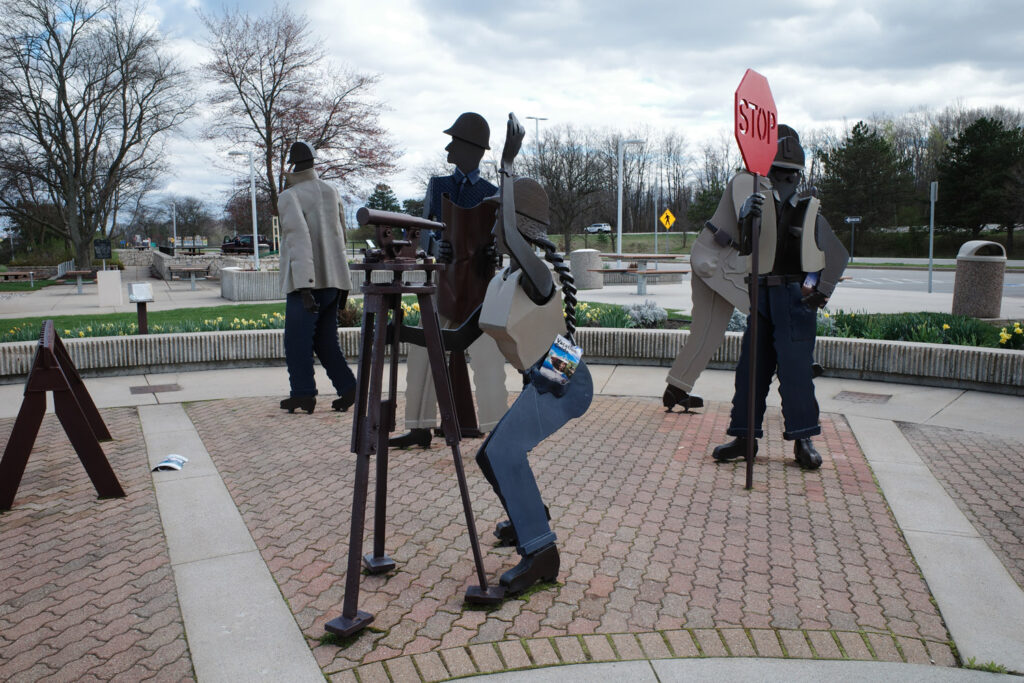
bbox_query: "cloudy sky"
[148,0,1024,210]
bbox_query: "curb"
[325,628,956,682]
[0,328,1020,395]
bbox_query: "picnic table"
[168,265,209,291]
[596,253,689,295]
[0,271,34,285]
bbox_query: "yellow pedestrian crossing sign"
[660,209,675,230]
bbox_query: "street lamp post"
[617,138,645,265]
[168,202,177,253]
[481,159,497,184]
[229,150,260,270]
[525,116,547,151]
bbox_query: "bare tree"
[523,125,608,252]
[199,3,400,213]
[0,0,192,267]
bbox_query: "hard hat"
[444,113,490,150]
[772,125,805,170]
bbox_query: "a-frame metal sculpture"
[0,321,124,510]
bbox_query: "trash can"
[952,240,1006,318]
[569,249,604,290]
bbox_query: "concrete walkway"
[2,363,1022,680]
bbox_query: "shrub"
[726,309,748,332]
[624,300,668,328]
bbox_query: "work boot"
[712,437,757,462]
[388,428,431,449]
[499,544,560,595]
[793,438,822,470]
[662,385,704,412]
[280,396,315,414]
[332,388,356,412]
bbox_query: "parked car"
[584,223,612,234]
[221,234,272,254]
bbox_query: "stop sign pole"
[734,69,778,490]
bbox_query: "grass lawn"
[0,303,289,342]
[0,280,63,292]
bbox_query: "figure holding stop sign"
[711,125,849,469]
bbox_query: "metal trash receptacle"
[952,240,1006,318]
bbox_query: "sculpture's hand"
[436,239,454,264]
[801,290,829,309]
[300,288,319,313]
[501,113,525,171]
[739,192,764,220]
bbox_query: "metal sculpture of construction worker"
[472,113,593,594]
[278,141,357,415]
[709,125,848,469]
[389,113,508,449]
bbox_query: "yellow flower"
[823,312,830,318]
[64,329,71,335]
[78,331,85,337]
[1016,328,1023,335]
[412,303,420,312]
[942,323,950,330]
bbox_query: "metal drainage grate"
[834,390,892,404]
[129,383,182,395]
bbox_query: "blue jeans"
[284,288,356,398]
[476,361,593,556]
[727,282,820,440]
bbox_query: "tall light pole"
[617,138,644,263]
[167,201,177,251]
[229,150,260,269]
[481,159,497,184]
[525,116,547,151]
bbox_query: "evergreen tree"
[937,117,1024,245]
[366,183,401,212]
[817,122,914,231]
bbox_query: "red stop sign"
[734,69,778,176]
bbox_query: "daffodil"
[942,323,950,330]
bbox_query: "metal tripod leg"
[364,292,400,575]
[325,296,386,637]
[418,293,505,604]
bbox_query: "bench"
[168,265,209,290]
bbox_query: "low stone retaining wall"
[151,250,248,281]
[221,267,285,301]
[115,248,154,267]
[0,328,1020,395]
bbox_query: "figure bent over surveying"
[471,114,593,594]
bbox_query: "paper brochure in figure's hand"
[538,335,583,385]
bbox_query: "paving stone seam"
[336,628,951,681]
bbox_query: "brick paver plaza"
[7,391,1024,680]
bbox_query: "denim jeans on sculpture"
[284,287,356,398]
[727,282,821,440]
[476,361,594,556]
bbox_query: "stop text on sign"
[736,98,776,145]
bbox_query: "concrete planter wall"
[0,328,1020,395]
[602,271,684,285]
[151,250,238,281]
[115,249,154,267]
[220,267,285,301]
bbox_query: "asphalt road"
[845,267,1024,297]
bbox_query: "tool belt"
[748,274,803,287]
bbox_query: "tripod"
[325,258,504,638]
